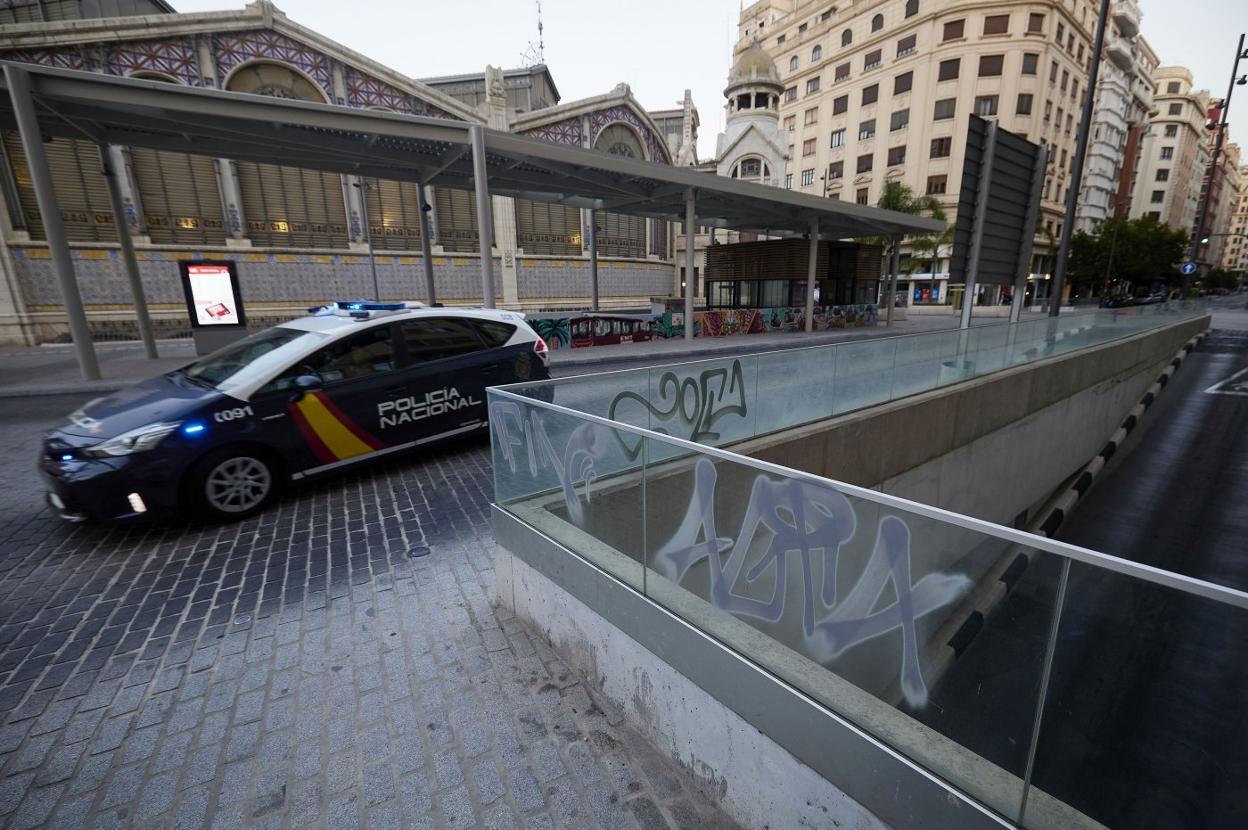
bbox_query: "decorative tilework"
[214,30,332,98]
[106,37,200,86]
[343,67,457,120]
[523,116,583,147]
[589,106,668,163]
[0,48,85,71]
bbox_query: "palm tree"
[875,182,948,320]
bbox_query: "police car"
[40,302,550,522]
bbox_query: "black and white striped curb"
[920,329,1210,687]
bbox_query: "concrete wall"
[733,315,1211,525]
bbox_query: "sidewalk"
[0,307,1023,398]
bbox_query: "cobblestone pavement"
[0,396,737,829]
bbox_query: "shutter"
[364,177,422,251]
[2,132,116,242]
[516,198,579,256]
[130,148,225,245]
[598,211,645,258]
[434,187,480,252]
[648,219,669,258]
[235,161,348,248]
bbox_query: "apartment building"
[1202,141,1242,269]
[1130,66,1211,239]
[1222,165,1248,275]
[1073,0,1155,231]
[738,0,1099,302]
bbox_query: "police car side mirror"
[290,374,322,402]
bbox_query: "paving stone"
[0,433,737,830]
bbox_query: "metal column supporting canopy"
[0,62,942,376]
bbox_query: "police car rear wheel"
[190,449,276,519]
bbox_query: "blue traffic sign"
[1180,262,1197,275]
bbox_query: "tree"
[1067,216,1189,295]
[1203,267,1239,292]
[874,182,948,307]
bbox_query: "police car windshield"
[182,327,329,392]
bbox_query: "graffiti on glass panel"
[491,400,969,707]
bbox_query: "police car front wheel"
[189,448,277,519]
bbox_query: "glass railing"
[488,385,1246,830]
[504,303,1207,449]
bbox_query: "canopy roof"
[0,61,943,240]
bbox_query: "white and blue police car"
[40,302,550,522]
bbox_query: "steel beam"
[470,125,496,308]
[99,144,157,360]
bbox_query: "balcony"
[1106,33,1133,71]
[1113,0,1141,38]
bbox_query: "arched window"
[905,0,919,18]
[225,60,327,102]
[812,45,822,62]
[594,123,646,160]
[871,14,884,32]
[790,55,799,72]
[841,29,853,47]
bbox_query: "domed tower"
[716,42,786,187]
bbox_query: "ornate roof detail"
[106,37,200,86]
[214,30,332,96]
[590,106,665,163]
[523,116,583,147]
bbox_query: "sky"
[176,0,1244,159]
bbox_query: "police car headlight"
[84,422,182,457]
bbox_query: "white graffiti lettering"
[379,387,479,429]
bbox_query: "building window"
[933,98,956,120]
[778,34,787,45]
[890,108,910,131]
[812,45,823,62]
[905,0,919,18]
[859,119,876,139]
[830,128,846,147]
[1156,169,1169,182]
[1060,149,1068,167]
[856,188,869,205]
[784,173,793,188]
[822,9,833,22]
[979,55,1005,77]
[790,55,800,72]
[1050,61,1059,82]
[864,49,882,71]
[1148,211,1161,221]
[887,145,907,166]
[938,58,961,82]
[927,174,947,195]
[785,86,798,103]
[804,108,819,126]
[897,35,917,58]
[833,94,848,115]
[975,95,999,117]
[930,136,952,158]
[1071,81,1079,101]
[739,158,762,178]
[1016,93,1034,115]
[828,161,844,179]
[894,72,913,94]
[801,168,815,186]
[803,138,816,157]
[862,84,879,105]
[1167,81,1181,93]
[784,115,796,132]
[857,154,874,174]
[1160,146,1174,160]
[807,77,821,94]
[1044,100,1052,120]
[1056,22,1064,42]
[983,14,1010,35]
[842,29,853,47]
[1065,113,1073,133]
[1164,124,1178,137]
[1028,13,1045,33]
[1168,103,1182,115]
[1060,69,1069,91]
[835,62,851,82]
[1077,43,1084,62]
[1022,53,1039,75]
[871,14,884,32]
[1151,190,1165,203]
[943,19,964,41]
[799,22,808,34]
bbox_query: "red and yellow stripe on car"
[288,391,386,464]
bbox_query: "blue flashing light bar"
[183,423,206,435]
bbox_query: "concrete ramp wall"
[732,315,1211,525]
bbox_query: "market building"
[0,0,681,344]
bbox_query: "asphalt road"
[918,302,1248,830]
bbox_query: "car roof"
[278,305,530,335]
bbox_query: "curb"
[920,328,1209,695]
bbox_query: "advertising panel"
[179,261,245,328]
